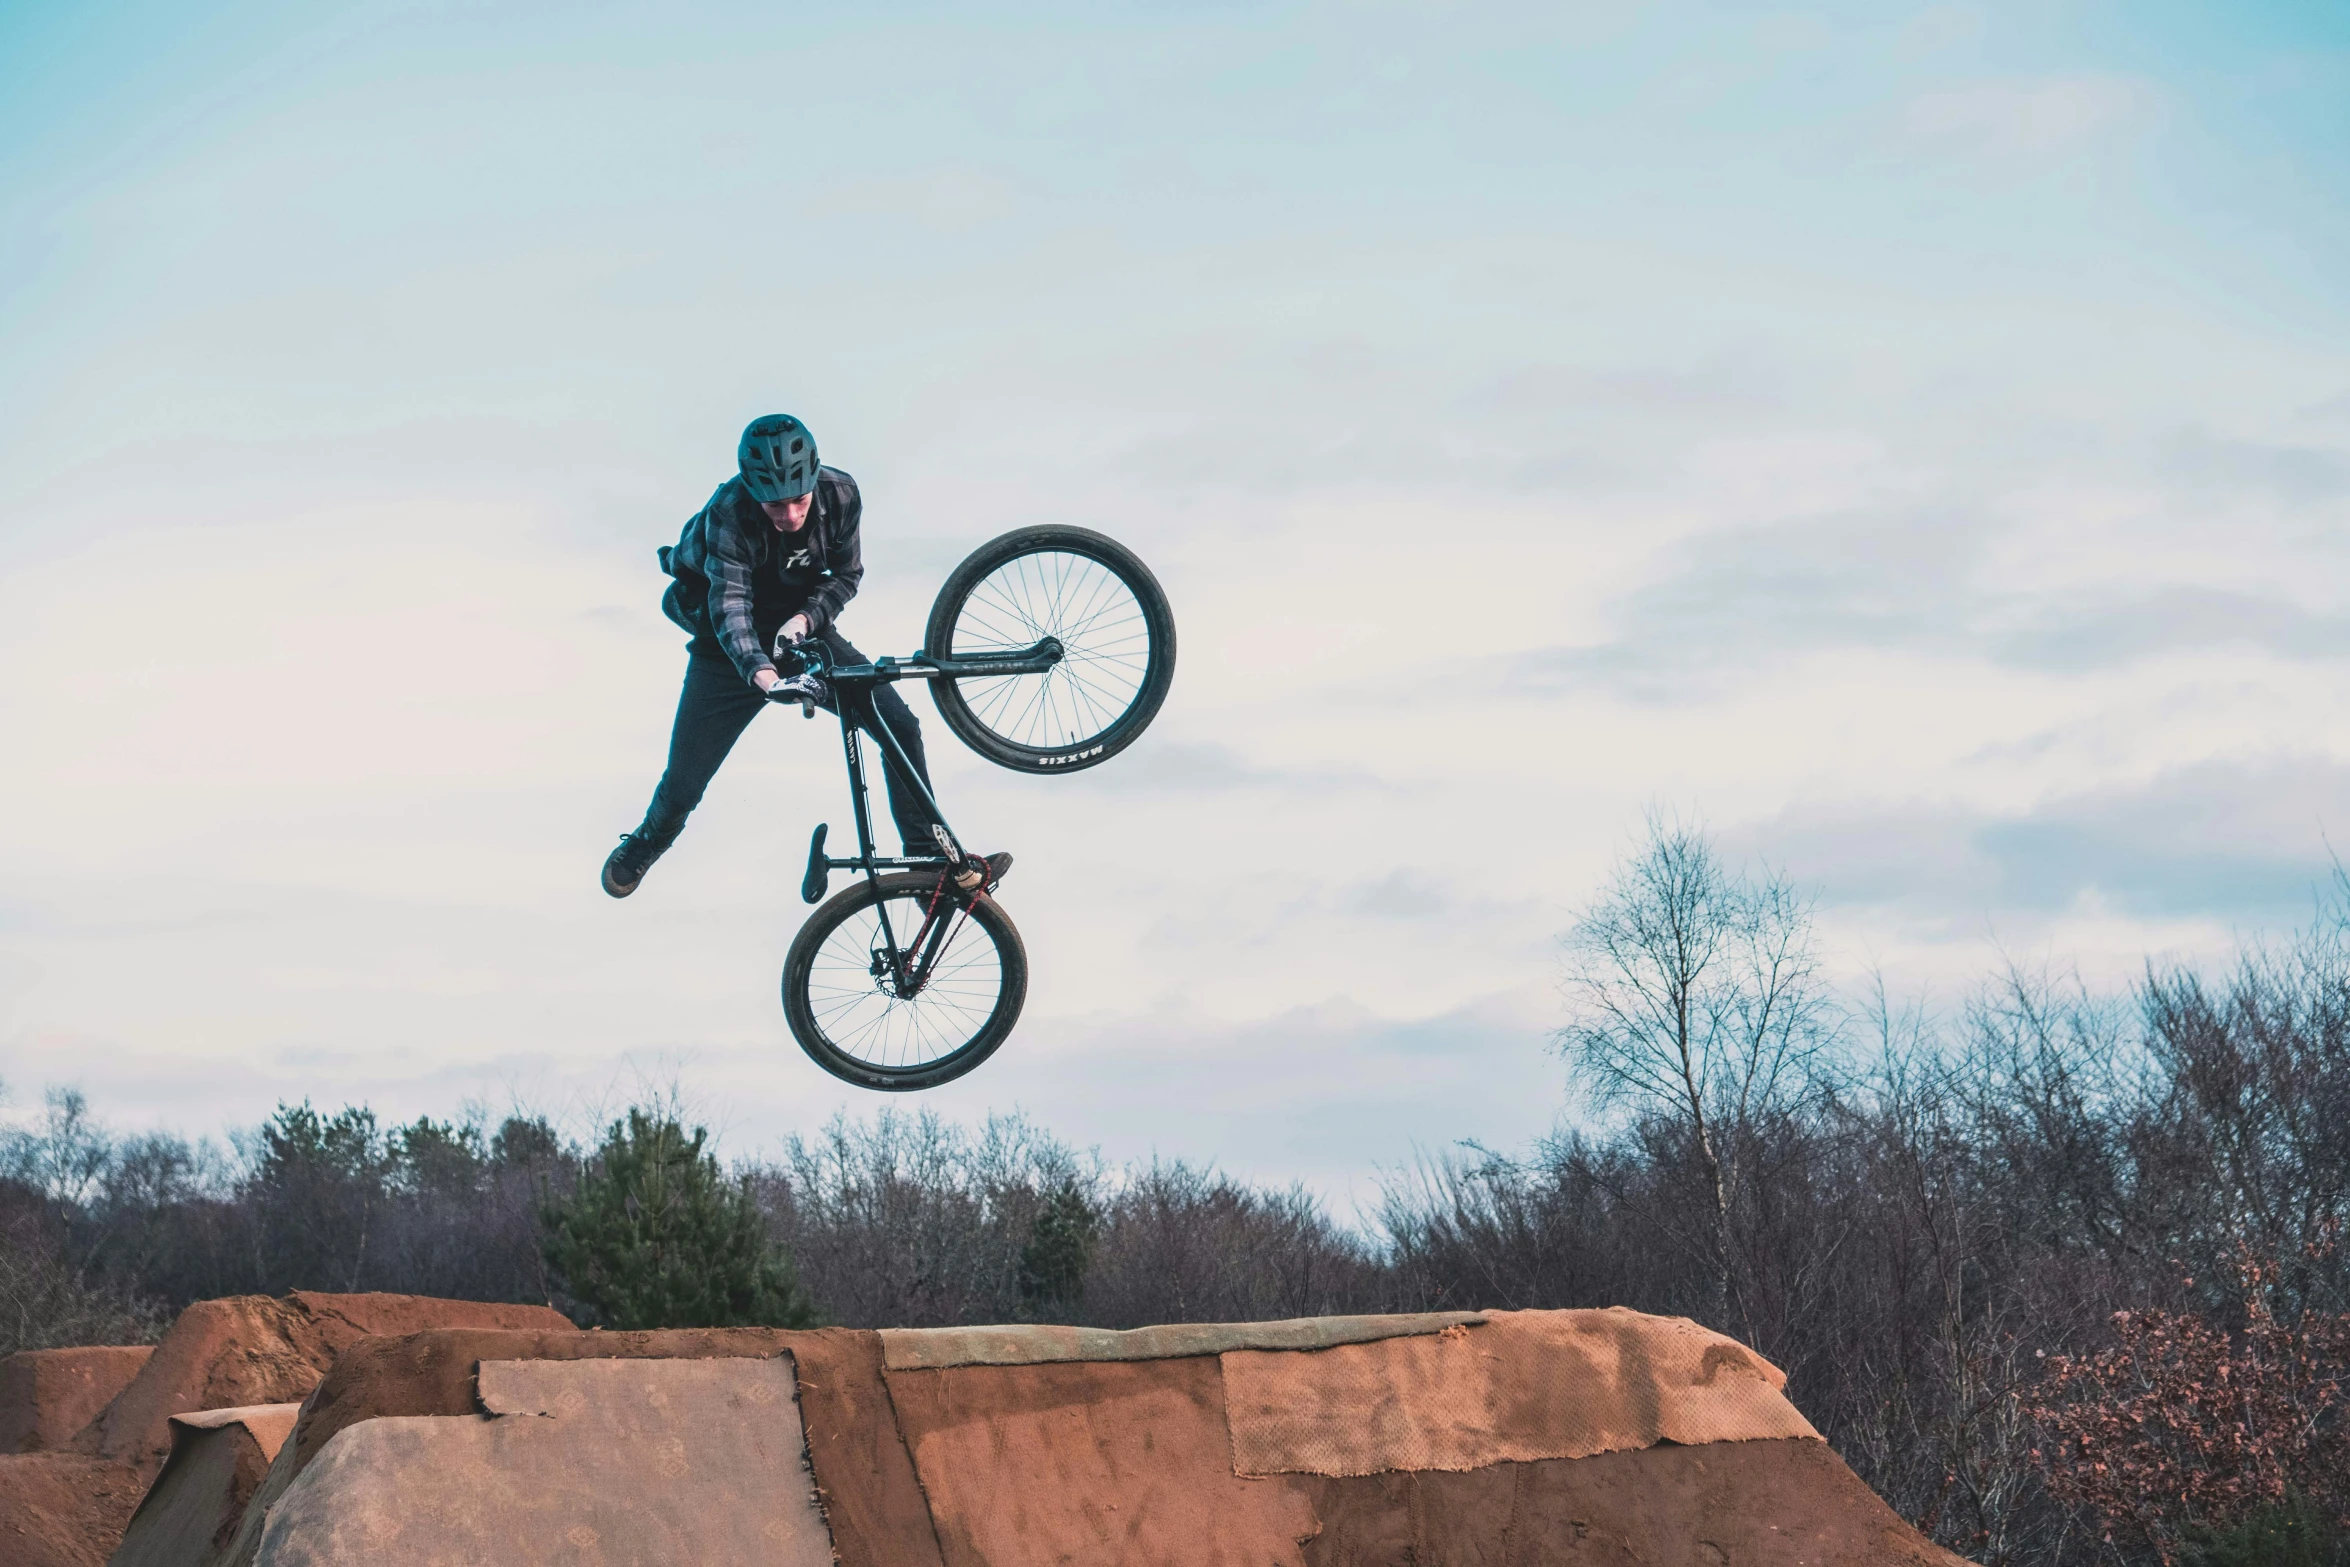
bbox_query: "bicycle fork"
[872,878,972,1001]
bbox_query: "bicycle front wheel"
[782,872,1027,1092]
[924,525,1175,774]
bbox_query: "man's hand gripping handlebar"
[760,620,828,715]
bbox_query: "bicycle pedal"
[802,823,830,905]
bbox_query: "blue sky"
[3,0,2347,1198]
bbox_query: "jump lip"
[878,1311,1488,1371]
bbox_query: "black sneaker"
[602,828,676,898]
[955,852,1013,892]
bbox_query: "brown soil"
[1299,1439,1973,1566]
[0,1347,155,1454]
[77,1291,570,1475]
[790,1328,948,1567]
[0,1452,150,1567]
[887,1355,1320,1567]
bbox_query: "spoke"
[1003,668,1057,746]
[956,594,1038,650]
[1053,662,1123,728]
[1049,569,1125,643]
[969,676,1026,725]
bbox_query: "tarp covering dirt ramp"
[111,1406,300,1567]
[252,1359,831,1566]
[204,1326,941,1567]
[1222,1307,1821,1476]
[877,1311,1484,1369]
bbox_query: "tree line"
[5,817,2348,1565]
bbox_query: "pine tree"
[539,1108,815,1330]
[1017,1179,1098,1318]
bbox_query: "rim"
[802,893,1006,1071]
[947,549,1152,753]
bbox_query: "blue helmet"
[738,414,820,502]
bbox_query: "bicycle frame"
[788,636,1060,997]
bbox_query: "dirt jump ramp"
[0,1292,568,1567]
[176,1307,1967,1567]
[1,1349,155,1455]
[79,1291,572,1477]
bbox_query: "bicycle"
[772,525,1175,1092]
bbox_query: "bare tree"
[1557,812,1832,1330]
[0,1087,116,1210]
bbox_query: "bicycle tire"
[782,872,1027,1092]
[923,525,1175,774]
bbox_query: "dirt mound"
[79,1292,570,1475]
[879,1312,1941,1567]
[0,1452,150,1567]
[197,1311,1965,1567]
[0,1348,155,1454]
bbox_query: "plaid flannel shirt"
[663,467,864,684]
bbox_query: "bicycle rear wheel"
[782,872,1027,1092]
[924,525,1175,774]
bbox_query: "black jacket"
[660,467,863,684]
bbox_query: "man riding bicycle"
[603,413,1008,898]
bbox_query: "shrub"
[2180,1494,2350,1567]
[541,1109,815,1330]
[2029,1253,2350,1562]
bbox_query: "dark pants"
[643,626,942,853]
